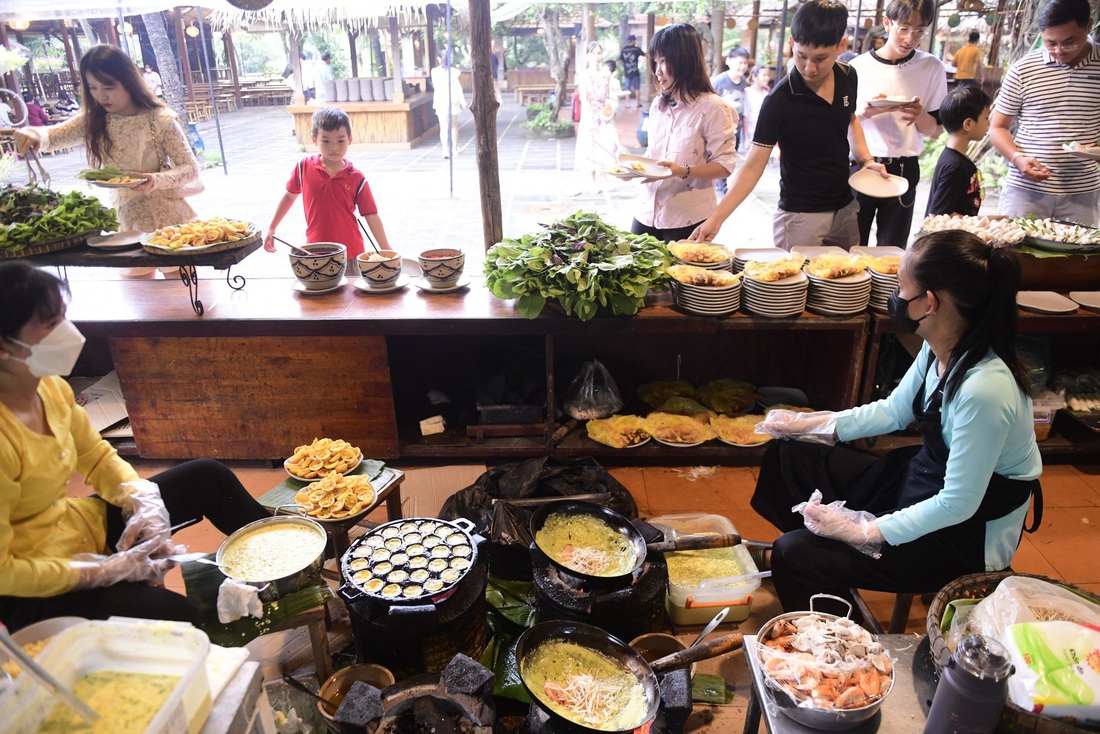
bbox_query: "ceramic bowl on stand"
[418,249,465,289]
[357,250,403,288]
[290,243,347,290]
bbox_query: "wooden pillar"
[387,15,405,103]
[584,3,597,47]
[59,23,79,94]
[14,31,33,94]
[0,25,17,94]
[750,1,761,58]
[711,5,725,75]
[288,31,305,104]
[348,30,359,78]
[426,6,438,69]
[105,20,121,47]
[223,31,242,108]
[172,10,195,103]
[467,0,502,251]
[874,0,885,25]
[71,27,84,59]
[645,13,656,105]
[988,0,1008,70]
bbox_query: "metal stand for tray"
[19,239,262,316]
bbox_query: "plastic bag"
[563,359,623,420]
[1002,621,1100,725]
[946,576,1100,652]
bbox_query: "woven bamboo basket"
[927,571,1100,734]
[0,230,89,260]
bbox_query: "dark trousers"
[0,459,270,632]
[631,218,705,243]
[754,441,987,613]
[853,156,920,247]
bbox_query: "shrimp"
[544,681,568,705]
[834,686,868,709]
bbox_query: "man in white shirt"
[851,0,947,247]
[0,100,13,127]
[314,53,335,103]
[143,64,163,97]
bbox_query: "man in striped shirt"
[990,0,1100,224]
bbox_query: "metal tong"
[0,624,99,724]
[24,150,51,189]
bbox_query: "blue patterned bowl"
[290,243,347,289]
[356,249,403,287]
[418,248,465,288]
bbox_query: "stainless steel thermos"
[924,634,1013,734]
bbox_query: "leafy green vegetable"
[76,165,130,181]
[484,211,671,321]
[0,185,118,250]
[692,673,735,704]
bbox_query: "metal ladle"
[281,673,340,714]
[271,235,312,257]
[0,625,99,724]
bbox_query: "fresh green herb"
[484,211,672,321]
[0,185,119,250]
[76,165,132,181]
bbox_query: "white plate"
[807,303,869,316]
[673,256,733,271]
[87,230,144,250]
[849,168,910,198]
[354,273,411,294]
[866,96,915,108]
[679,304,739,316]
[652,437,708,448]
[402,257,422,276]
[851,245,905,258]
[415,274,472,293]
[606,165,645,180]
[1016,291,1079,314]
[617,154,672,180]
[1062,142,1100,162]
[1069,292,1100,312]
[88,177,147,189]
[791,245,848,259]
[743,306,804,318]
[718,437,771,447]
[293,277,347,295]
[733,247,789,263]
[284,453,362,481]
[621,436,652,448]
[806,270,872,286]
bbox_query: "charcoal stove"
[524,668,692,734]
[341,562,490,680]
[530,519,668,642]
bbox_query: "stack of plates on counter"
[852,246,903,313]
[732,246,788,273]
[672,279,741,316]
[742,271,808,317]
[673,255,733,271]
[791,245,847,260]
[806,270,872,315]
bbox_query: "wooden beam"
[387,15,405,103]
[584,3,597,48]
[426,6,438,76]
[288,32,305,105]
[348,30,359,78]
[988,0,1008,70]
[104,19,120,47]
[172,10,195,103]
[468,0,503,251]
[646,13,656,105]
[223,31,242,108]
[750,0,761,58]
[0,25,17,94]
[60,22,78,95]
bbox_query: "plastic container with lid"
[1032,388,1065,442]
[0,618,212,734]
[649,513,761,625]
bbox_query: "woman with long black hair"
[631,23,738,242]
[754,230,1043,612]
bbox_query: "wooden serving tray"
[0,230,90,259]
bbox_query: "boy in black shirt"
[691,0,887,248]
[926,85,992,217]
[620,36,646,110]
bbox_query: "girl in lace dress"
[15,45,200,235]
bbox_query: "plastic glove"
[756,410,839,444]
[793,490,884,558]
[115,480,172,553]
[70,537,175,590]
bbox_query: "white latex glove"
[756,410,839,444]
[793,490,884,558]
[116,480,173,553]
[70,537,175,590]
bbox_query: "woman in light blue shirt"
[753,230,1042,612]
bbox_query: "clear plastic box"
[650,513,761,625]
[1,618,212,734]
[1033,388,1065,442]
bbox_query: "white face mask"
[7,320,87,377]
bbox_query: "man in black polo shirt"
[691,0,887,249]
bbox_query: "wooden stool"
[270,601,333,683]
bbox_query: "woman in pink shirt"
[631,24,738,242]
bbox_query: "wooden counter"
[289,94,438,150]
[67,277,868,461]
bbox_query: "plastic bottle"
[924,634,1013,734]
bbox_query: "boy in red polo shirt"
[264,107,391,271]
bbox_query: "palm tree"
[141,11,190,138]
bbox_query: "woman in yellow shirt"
[0,262,270,631]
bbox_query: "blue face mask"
[887,290,930,333]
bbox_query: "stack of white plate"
[673,255,733,272]
[732,247,787,273]
[806,270,872,315]
[742,271,808,317]
[851,246,903,313]
[673,279,741,316]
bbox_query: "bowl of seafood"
[338,517,481,606]
[756,595,894,730]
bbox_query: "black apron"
[879,353,1042,535]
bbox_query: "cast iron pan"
[516,620,743,733]
[530,500,741,582]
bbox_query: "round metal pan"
[529,500,741,582]
[339,517,480,605]
[755,595,895,731]
[516,620,743,733]
[216,515,327,602]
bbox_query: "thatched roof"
[208,1,448,34]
